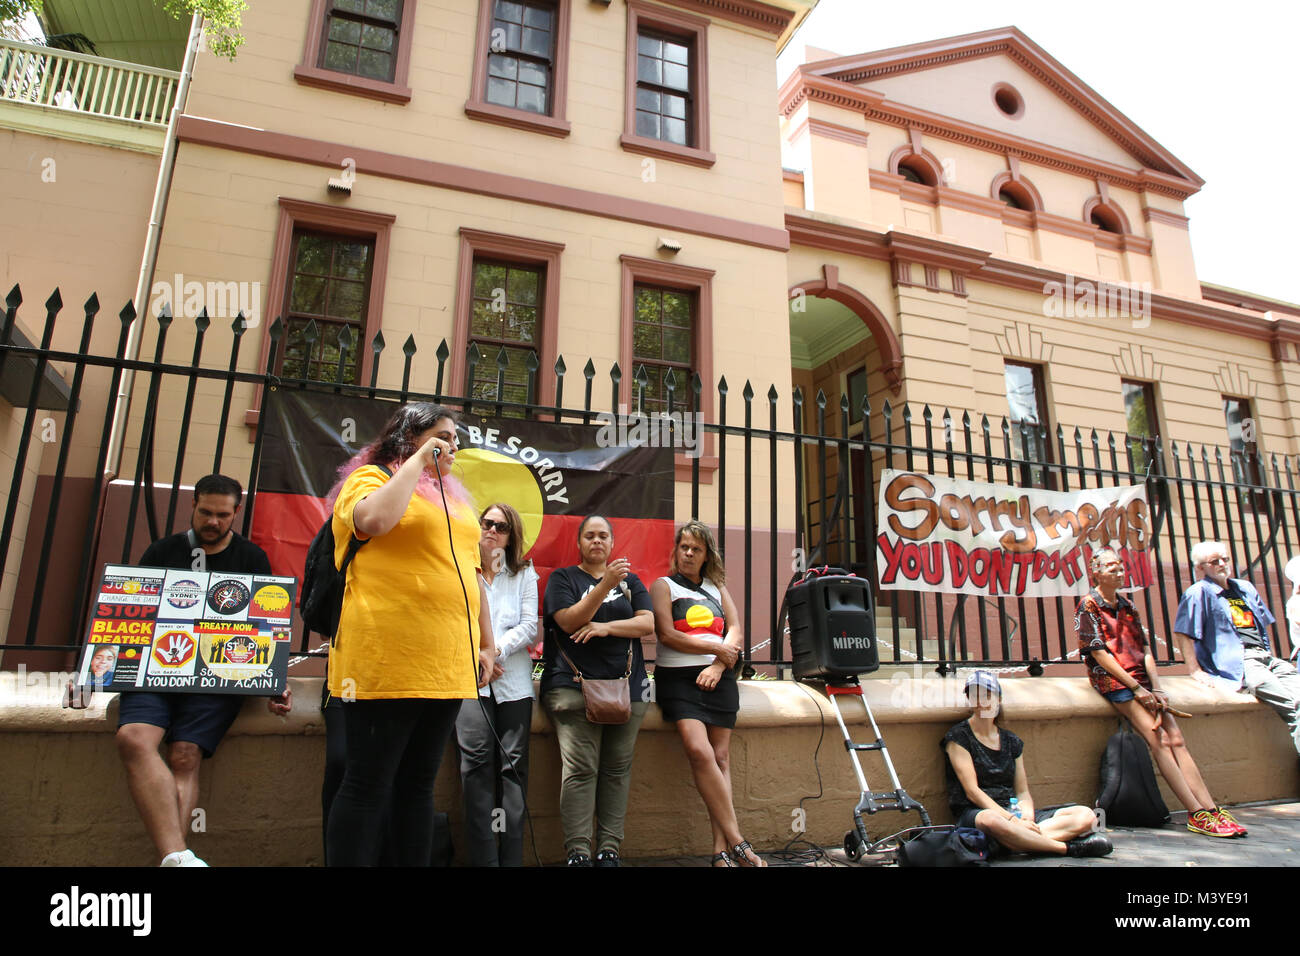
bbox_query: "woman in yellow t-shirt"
[324,402,497,867]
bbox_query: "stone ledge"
[2,673,1296,866]
[0,674,1273,733]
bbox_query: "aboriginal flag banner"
[876,469,1154,598]
[250,390,676,616]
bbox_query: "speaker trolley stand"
[824,678,932,862]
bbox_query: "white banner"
[876,470,1154,597]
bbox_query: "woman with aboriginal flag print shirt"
[651,520,766,868]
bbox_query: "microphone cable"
[766,679,850,867]
[434,452,544,868]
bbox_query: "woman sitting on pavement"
[943,671,1113,858]
[1075,547,1245,838]
[650,520,765,867]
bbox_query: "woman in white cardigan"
[454,501,539,866]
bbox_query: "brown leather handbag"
[558,643,634,724]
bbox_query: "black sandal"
[710,850,737,867]
[732,840,766,867]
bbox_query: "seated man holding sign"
[67,475,281,867]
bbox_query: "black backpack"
[300,465,391,639]
[1096,722,1171,827]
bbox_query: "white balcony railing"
[0,37,179,127]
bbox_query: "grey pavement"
[629,800,1300,867]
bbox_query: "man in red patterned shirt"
[1075,547,1242,838]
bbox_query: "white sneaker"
[160,849,209,867]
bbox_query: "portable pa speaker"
[786,571,878,681]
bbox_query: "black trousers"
[325,697,462,866]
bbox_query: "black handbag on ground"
[896,826,988,867]
[1096,721,1171,827]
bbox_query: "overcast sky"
[777,0,1300,306]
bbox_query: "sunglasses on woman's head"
[480,518,510,534]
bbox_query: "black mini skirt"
[654,664,739,728]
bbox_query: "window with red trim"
[278,231,375,385]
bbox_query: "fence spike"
[767,384,778,403]
[232,311,246,335]
[466,341,482,363]
[583,358,596,380]
[495,345,509,370]
[554,354,566,375]
[525,350,540,372]
[194,306,210,334]
[742,379,754,401]
[45,287,63,313]
[717,374,727,396]
[402,334,417,357]
[5,284,20,310]
[119,300,136,325]
[83,292,99,314]
[371,329,385,355]
[814,388,826,409]
[434,338,448,362]
[268,317,283,344]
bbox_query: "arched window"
[989,172,1041,213]
[1090,205,1122,234]
[897,154,937,187]
[1083,196,1130,236]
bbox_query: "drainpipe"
[104,12,203,477]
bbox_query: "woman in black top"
[541,515,655,867]
[944,671,1110,857]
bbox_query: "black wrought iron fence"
[2,284,1297,676]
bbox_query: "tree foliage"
[0,0,247,60]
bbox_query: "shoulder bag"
[557,641,634,724]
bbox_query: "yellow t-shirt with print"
[327,465,480,699]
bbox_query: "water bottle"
[1008,797,1021,820]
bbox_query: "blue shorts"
[959,804,1081,856]
[117,692,245,758]
[1104,687,1137,703]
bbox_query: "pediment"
[803,27,1200,185]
